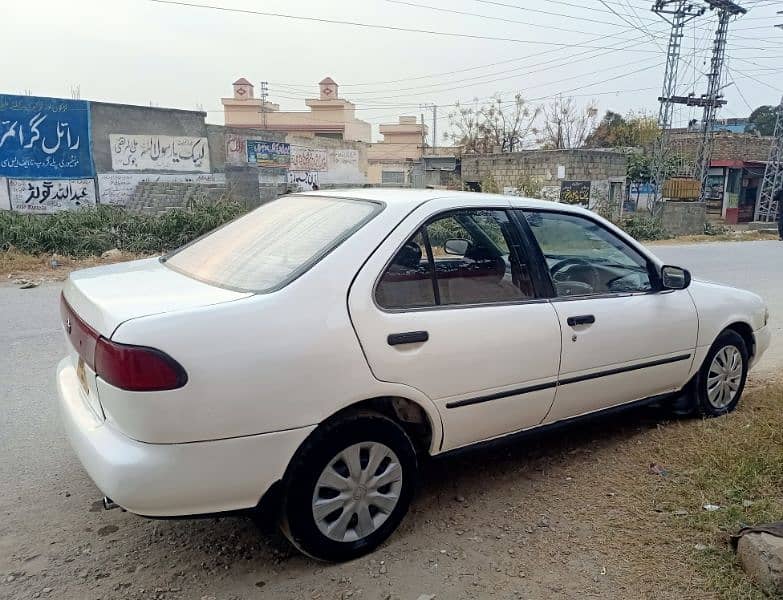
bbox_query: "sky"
[4,0,782,142]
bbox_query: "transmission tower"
[755,96,783,222]
[695,2,746,201]
[649,1,705,214]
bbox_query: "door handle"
[567,314,595,327]
[388,331,429,346]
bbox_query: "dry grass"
[610,380,783,599]
[0,248,143,282]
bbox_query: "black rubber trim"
[445,353,692,409]
[446,380,557,409]
[558,353,691,386]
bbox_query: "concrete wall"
[660,201,706,236]
[90,102,208,173]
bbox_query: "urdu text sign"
[0,94,94,178]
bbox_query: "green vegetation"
[0,201,246,257]
[617,214,671,241]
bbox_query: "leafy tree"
[447,94,539,154]
[536,97,599,149]
[585,110,659,148]
[747,105,779,136]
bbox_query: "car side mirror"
[444,239,470,256]
[661,265,691,290]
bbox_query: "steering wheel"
[550,257,601,292]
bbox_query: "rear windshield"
[164,195,381,292]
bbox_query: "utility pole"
[420,103,437,154]
[755,14,783,222]
[755,99,783,222]
[259,81,269,128]
[649,1,745,211]
[695,2,745,201]
[649,1,705,214]
[420,112,426,152]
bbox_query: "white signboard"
[97,173,225,205]
[0,178,9,210]
[287,171,319,191]
[290,146,327,172]
[225,134,247,165]
[9,178,96,213]
[109,134,210,172]
[321,148,365,185]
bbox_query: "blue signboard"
[246,140,290,168]
[0,94,94,178]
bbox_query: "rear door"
[348,198,562,451]
[518,209,698,423]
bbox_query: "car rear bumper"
[57,358,314,517]
[752,324,771,368]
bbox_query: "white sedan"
[57,189,770,561]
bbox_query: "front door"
[519,209,698,423]
[348,199,562,451]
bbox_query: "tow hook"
[103,496,119,510]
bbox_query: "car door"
[348,198,562,451]
[518,209,698,423]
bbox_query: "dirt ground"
[8,381,782,600]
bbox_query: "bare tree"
[536,97,599,149]
[447,94,539,154]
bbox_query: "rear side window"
[165,195,380,292]
[376,209,536,309]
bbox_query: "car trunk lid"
[62,257,251,337]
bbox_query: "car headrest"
[393,241,422,269]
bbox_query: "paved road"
[0,240,780,599]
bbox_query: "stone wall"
[660,201,706,236]
[461,149,627,187]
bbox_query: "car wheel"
[695,330,749,417]
[279,411,418,561]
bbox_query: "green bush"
[0,200,246,257]
[617,215,671,241]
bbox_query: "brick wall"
[669,132,773,163]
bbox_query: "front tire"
[279,412,418,562]
[694,329,749,417]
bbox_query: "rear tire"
[279,412,417,562]
[693,329,749,417]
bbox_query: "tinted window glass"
[523,211,652,297]
[376,209,536,309]
[426,210,533,305]
[165,195,379,292]
[375,231,436,309]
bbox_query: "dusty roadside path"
[1,240,780,600]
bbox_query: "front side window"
[165,195,380,292]
[522,211,653,297]
[376,209,536,309]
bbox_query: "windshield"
[164,195,381,292]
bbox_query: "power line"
[145,0,660,51]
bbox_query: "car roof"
[298,187,584,213]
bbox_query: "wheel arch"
[723,321,755,361]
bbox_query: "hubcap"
[707,345,743,409]
[312,442,403,543]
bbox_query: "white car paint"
[57,189,770,518]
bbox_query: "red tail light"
[95,338,188,392]
[61,294,187,392]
